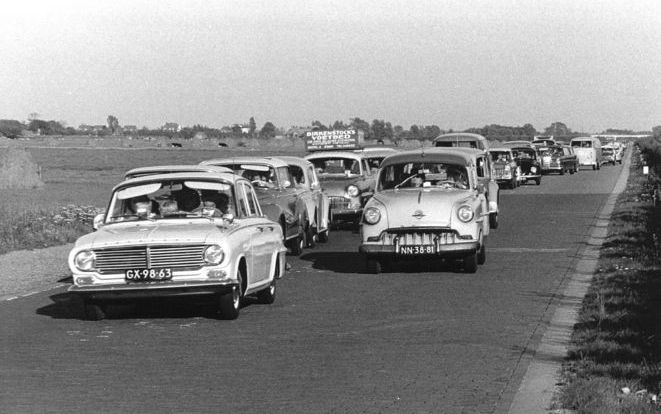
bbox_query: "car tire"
[289,234,305,256]
[489,212,498,229]
[535,178,541,185]
[305,221,315,248]
[83,300,106,321]
[317,228,329,243]
[366,258,382,274]
[592,164,596,170]
[257,261,278,305]
[218,269,243,320]
[477,242,486,265]
[560,167,565,175]
[596,163,601,170]
[463,253,478,273]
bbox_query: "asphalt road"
[1,163,624,414]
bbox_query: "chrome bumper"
[359,241,479,256]
[68,279,237,300]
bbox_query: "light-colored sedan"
[68,171,287,320]
[359,148,490,274]
[278,156,331,243]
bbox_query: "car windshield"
[310,157,362,177]
[572,140,593,148]
[216,163,278,189]
[603,148,614,154]
[107,179,235,222]
[490,151,511,162]
[512,148,536,159]
[379,162,469,191]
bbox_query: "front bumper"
[68,279,237,301]
[520,173,541,180]
[359,241,479,257]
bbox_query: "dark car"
[538,145,579,175]
[505,144,542,185]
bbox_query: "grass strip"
[557,147,661,413]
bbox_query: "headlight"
[204,245,225,265]
[457,205,474,223]
[346,185,359,197]
[504,165,511,171]
[530,166,538,173]
[74,250,96,271]
[363,207,381,224]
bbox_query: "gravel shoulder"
[0,244,72,301]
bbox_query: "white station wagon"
[359,148,490,273]
[68,171,287,320]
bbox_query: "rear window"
[571,140,593,148]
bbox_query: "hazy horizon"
[2,0,660,133]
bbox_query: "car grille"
[386,230,457,245]
[94,244,207,274]
[329,196,350,210]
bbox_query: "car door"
[239,182,273,285]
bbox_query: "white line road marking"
[489,248,568,253]
[1,283,70,303]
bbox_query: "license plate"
[125,268,173,281]
[398,245,436,255]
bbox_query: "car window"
[476,157,485,177]
[307,165,319,188]
[289,165,305,186]
[277,166,294,188]
[243,183,260,216]
[235,183,250,217]
[379,162,469,190]
[310,158,361,177]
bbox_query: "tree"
[350,117,371,139]
[409,125,421,140]
[248,117,257,136]
[332,120,347,130]
[260,121,276,138]
[544,122,571,137]
[0,119,25,138]
[107,115,119,135]
[522,123,536,139]
[311,120,327,131]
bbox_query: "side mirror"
[222,213,235,223]
[93,213,105,230]
[282,180,292,189]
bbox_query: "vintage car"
[124,164,233,179]
[489,147,519,189]
[504,142,542,185]
[432,133,489,150]
[354,147,398,172]
[359,148,490,274]
[532,136,556,148]
[200,157,309,254]
[68,171,287,320]
[538,145,579,175]
[277,156,331,243]
[304,151,374,226]
[601,146,617,165]
[570,136,603,170]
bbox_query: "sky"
[1,0,660,133]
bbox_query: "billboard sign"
[305,129,359,151]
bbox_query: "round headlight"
[457,205,474,223]
[347,185,360,197]
[204,245,225,265]
[363,207,381,225]
[530,166,538,173]
[74,250,96,271]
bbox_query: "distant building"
[162,122,181,133]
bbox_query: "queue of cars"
[67,133,625,320]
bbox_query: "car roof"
[488,147,513,152]
[570,136,599,141]
[503,140,534,147]
[433,132,487,142]
[276,155,314,167]
[124,164,233,179]
[354,147,398,155]
[200,156,289,168]
[113,172,243,192]
[379,147,473,168]
[304,151,364,160]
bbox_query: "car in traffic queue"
[532,136,556,148]
[570,136,603,170]
[68,171,287,320]
[538,145,579,175]
[354,147,399,173]
[304,150,375,227]
[432,132,489,150]
[277,155,331,243]
[488,147,519,189]
[601,146,617,165]
[359,148,490,274]
[200,157,310,255]
[504,141,542,185]
[124,164,233,179]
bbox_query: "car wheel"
[289,233,305,256]
[592,164,596,170]
[463,253,478,273]
[257,260,278,305]
[317,227,329,243]
[596,163,601,170]
[477,242,486,265]
[535,178,541,185]
[218,269,243,320]
[560,167,565,175]
[305,221,315,248]
[489,212,498,229]
[366,257,382,274]
[83,300,106,321]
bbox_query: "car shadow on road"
[37,292,262,320]
[299,251,465,274]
